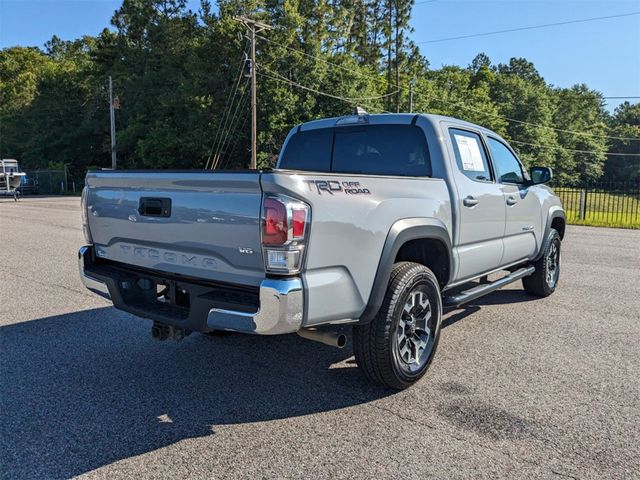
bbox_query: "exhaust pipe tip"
[151,325,163,341]
[297,328,347,349]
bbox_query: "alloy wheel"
[395,287,435,373]
[546,240,560,288]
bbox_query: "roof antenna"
[354,106,368,116]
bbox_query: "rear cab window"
[278,128,332,172]
[279,124,431,177]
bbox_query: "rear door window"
[449,129,492,182]
[279,124,431,177]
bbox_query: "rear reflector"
[292,208,306,239]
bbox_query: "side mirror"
[530,166,552,185]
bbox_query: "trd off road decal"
[304,180,371,195]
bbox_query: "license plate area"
[124,277,190,320]
[155,280,190,309]
[85,256,261,330]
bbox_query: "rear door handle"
[463,196,479,207]
[506,196,518,206]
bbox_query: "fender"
[358,218,452,324]
[534,207,565,261]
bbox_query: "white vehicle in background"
[0,159,26,200]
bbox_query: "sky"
[1,0,639,111]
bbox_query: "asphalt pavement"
[1,196,639,479]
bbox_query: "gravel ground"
[1,196,639,480]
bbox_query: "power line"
[425,95,640,142]
[423,92,640,141]
[603,96,640,100]
[258,64,640,157]
[259,64,398,102]
[257,34,640,141]
[257,70,391,114]
[217,91,251,170]
[205,46,247,169]
[217,96,250,169]
[509,139,640,157]
[257,33,395,89]
[417,12,640,44]
[213,88,246,169]
[215,89,250,169]
[205,50,245,170]
[212,81,247,169]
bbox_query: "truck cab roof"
[297,113,497,138]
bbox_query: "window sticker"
[454,134,485,172]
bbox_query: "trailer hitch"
[151,322,191,341]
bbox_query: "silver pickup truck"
[79,113,565,389]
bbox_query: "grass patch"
[554,187,640,229]
[564,210,639,229]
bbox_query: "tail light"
[261,194,310,274]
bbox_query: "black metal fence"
[22,170,84,195]
[16,170,640,228]
[552,182,640,228]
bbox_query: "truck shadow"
[470,289,538,306]
[442,289,538,328]
[0,307,388,479]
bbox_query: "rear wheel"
[353,262,442,390]
[523,228,561,297]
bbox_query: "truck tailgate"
[84,171,265,287]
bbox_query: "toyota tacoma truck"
[79,113,565,389]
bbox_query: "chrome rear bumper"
[78,246,304,335]
[206,278,303,335]
[78,246,111,299]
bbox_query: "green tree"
[1,0,636,183]
[490,58,559,176]
[604,102,640,184]
[0,47,55,161]
[552,84,608,184]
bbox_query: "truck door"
[486,136,541,265]
[447,128,506,282]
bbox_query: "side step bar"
[443,266,535,308]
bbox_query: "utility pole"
[235,16,272,170]
[394,0,400,112]
[386,0,393,112]
[409,78,416,113]
[109,76,117,169]
[63,163,69,193]
[250,26,257,169]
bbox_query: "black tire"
[353,262,442,390]
[523,228,561,297]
